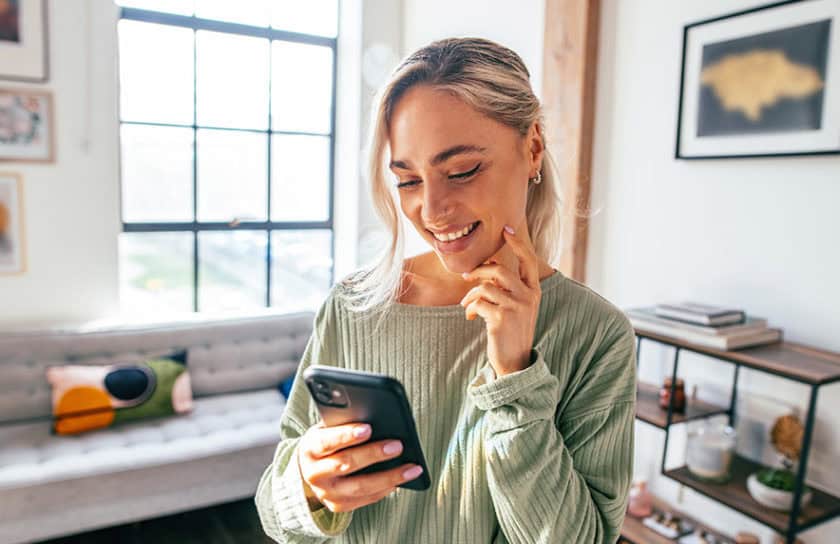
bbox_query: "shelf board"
[636,382,729,428]
[664,455,840,533]
[634,328,840,385]
[621,494,734,544]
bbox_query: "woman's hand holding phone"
[297,421,425,513]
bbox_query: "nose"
[420,180,454,225]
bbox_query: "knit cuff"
[468,348,551,411]
[272,444,353,538]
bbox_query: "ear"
[526,121,545,173]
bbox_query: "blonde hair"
[341,37,562,314]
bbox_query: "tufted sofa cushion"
[0,388,285,490]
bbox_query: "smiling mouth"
[429,221,481,242]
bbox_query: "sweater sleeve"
[467,317,637,544]
[255,291,353,542]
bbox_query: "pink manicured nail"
[383,441,403,455]
[504,225,515,234]
[353,425,371,438]
[403,465,423,480]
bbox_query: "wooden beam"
[541,0,601,284]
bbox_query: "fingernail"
[403,465,423,480]
[461,272,469,279]
[353,424,371,438]
[504,225,515,234]
[383,440,403,455]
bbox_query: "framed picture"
[676,0,840,159]
[0,0,48,82]
[0,172,25,275]
[0,87,54,162]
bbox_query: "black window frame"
[118,6,338,313]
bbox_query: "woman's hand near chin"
[459,223,542,377]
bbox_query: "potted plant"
[746,414,812,512]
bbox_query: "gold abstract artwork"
[701,49,824,122]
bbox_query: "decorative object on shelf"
[626,480,653,518]
[0,87,54,162]
[659,376,687,413]
[678,528,736,544]
[747,414,812,511]
[686,420,737,483]
[654,302,745,326]
[0,171,24,274]
[676,0,840,159]
[642,507,696,539]
[627,304,782,350]
[734,532,759,544]
[0,0,48,82]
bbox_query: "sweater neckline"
[387,269,565,316]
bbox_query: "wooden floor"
[38,498,275,544]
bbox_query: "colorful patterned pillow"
[45,351,193,435]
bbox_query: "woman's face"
[388,85,542,275]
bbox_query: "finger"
[303,423,372,459]
[502,225,539,289]
[465,297,502,324]
[306,439,404,482]
[330,463,423,501]
[323,486,397,513]
[460,282,512,309]
[461,263,521,293]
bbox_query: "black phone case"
[302,365,431,491]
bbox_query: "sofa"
[0,310,313,544]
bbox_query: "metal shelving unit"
[627,328,840,543]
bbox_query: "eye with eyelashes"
[395,163,482,189]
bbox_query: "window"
[116,0,338,315]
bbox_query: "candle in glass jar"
[686,422,736,483]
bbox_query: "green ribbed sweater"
[255,270,637,543]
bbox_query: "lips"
[431,221,481,254]
[427,221,480,238]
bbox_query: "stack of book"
[626,302,782,350]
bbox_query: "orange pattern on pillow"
[54,386,115,435]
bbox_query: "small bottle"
[659,377,686,413]
[627,480,653,518]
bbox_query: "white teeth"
[433,222,477,242]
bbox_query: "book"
[629,316,782,350]
[654,302,745,326]
[626,307,767,336]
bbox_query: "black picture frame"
[675,0,840,159]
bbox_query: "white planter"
[746,473,812,512]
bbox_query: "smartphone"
[302,365,431,491]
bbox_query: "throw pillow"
[46,350,193,435]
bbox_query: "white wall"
[0,0,122,327]
[590,1,840,541]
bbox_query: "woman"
[256,37,636,543]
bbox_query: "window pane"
[271,230,332,312]
[121,125,194,222]
[197,129,267,222]
[196,31,269,129]
[271,0,338,38]
[195,0,270,26]
[198,231,266,312]
[118,21,194,125]
[271,135,330,221]
[120,232,194,315]
[271,41,333,134]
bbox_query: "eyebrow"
[389,144,488,171]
